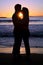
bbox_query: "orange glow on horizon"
[0,9,13,18]
[0,10,43,17]
[29,11,43,16]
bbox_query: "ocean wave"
[30,20,43,21]
[0,31,43,37]
[0,20,43,22]
[0,21,43,37]
[0,32,13,37]
[0,21,43,25]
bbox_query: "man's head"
[15,4,21,12]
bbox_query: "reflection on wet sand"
[0,47,43,54]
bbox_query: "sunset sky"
[0,0,43,17]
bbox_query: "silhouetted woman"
[22,7,30,56]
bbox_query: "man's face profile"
[17,12,23,19]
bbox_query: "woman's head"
[22,7,29,16]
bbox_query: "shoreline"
[0,47,43,54]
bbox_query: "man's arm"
[12,14,18,26]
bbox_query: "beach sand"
[0,53,43,65]
[0,47,43,65]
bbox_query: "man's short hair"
[15,4,21,11]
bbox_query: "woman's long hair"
[22,7,29,28]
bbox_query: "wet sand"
[0,47,43,54]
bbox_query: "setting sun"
[18,12,23,19]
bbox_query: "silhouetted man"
[12,4,22,56]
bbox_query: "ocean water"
[0,16,43,48]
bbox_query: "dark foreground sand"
[0,53,43,65]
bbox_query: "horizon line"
[0,16,43,18]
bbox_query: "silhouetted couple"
[12,4,30,57]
